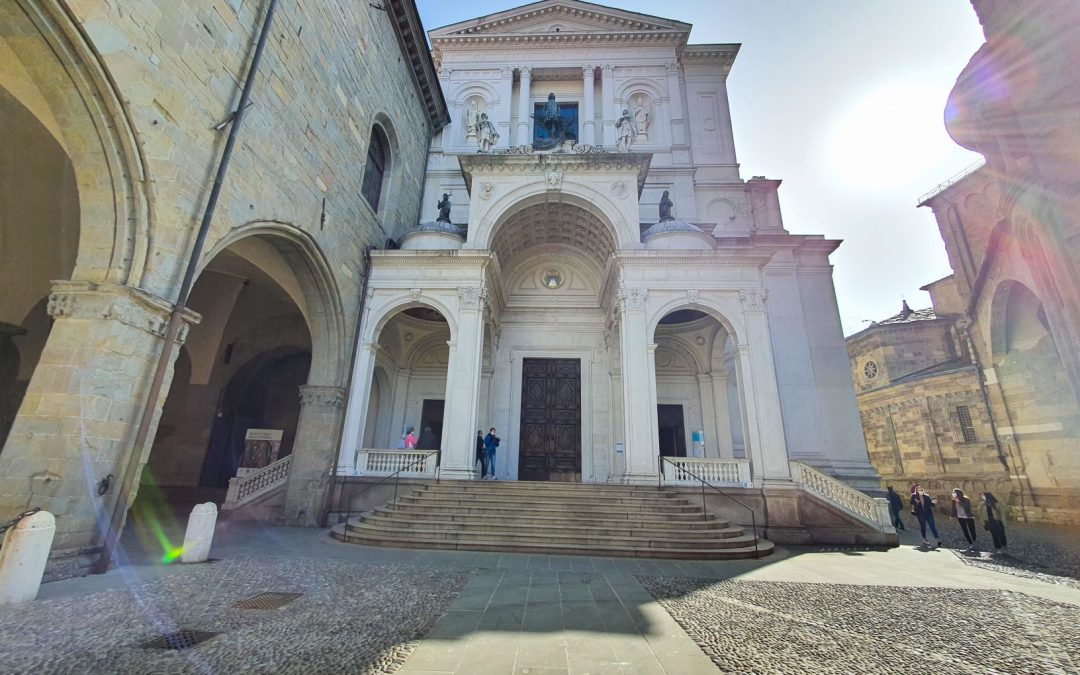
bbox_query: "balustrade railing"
[352,449,438,478]
[790,460,894,533]
[223,455,292,510]
[660,457,751,487]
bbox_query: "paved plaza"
[1,517,1078,674]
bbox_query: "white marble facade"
[339,1,878,488]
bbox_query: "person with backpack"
[483,427,500,480]
[910,485,941,548]
[951,488,978,551]
[977,491,1008,553]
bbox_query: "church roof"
[872,301,938,327]
[429,0,693,51]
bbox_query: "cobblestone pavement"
[0,557,468,674]
[919,517,1080,590]
[639,577,1080,675]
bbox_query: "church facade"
[337,1,878,492]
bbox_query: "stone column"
[516,66,532,146]
[697,374,719,458]
[666,62,687,147]
[440,286,487,479]
[498,66,514,148]
[617,288,658,483]
[601,64,616,147]
[709,372,735,457]
[337,342,378,474]
[0,281,197,573]
[283,385,346,526]
[736,289,791,482]
[582,65,596,145]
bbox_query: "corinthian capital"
[582,65,596,78]
[616,287,648,311]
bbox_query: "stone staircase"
[330,481,773,560]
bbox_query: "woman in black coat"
[951,488,978,551]
[910,485,942,548]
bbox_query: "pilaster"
[617,287,658,483]
[440,285,488,479]
[516,66,533,146]
[283,385,346,525]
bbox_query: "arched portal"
[653,309,743,461]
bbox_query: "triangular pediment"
[430,0,691,39]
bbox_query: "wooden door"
[519,358,581,481]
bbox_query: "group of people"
[476,428,500,479]
[885,484,1009,553]
[399,426,438,451]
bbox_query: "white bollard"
[180,502,218,564]
[0,510,56,605]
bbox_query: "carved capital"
[616,287,648,311]
[46,281,200,344]
[298,385,346,409]
[582,65,595,79]
[500,65,514,78]
[601,64,614,77]
[517,66,532,79]
[739,289,768,312]
[666,62,680,76]
[458,285,489,310]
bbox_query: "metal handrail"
[658,455,760,559]
[338,450,440,529]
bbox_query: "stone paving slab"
[0,557,467,674]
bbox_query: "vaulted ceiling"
[491,201,615,270]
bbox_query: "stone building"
[847,300,1010,502]
[854,0,1080,524]
[337,0,880,495]
[0,0,447,575]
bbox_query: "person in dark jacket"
[476,430,487,477]
[416,426,437,450]
[977,491,1008,553]
[910,485,941,548]
[483,428,500,480]
[951,488,978,551]
[885,486,905,530]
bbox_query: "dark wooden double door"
[519,358,581,482]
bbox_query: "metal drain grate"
[231,591,303,610]
[138,629,220,651]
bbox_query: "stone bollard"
[180,502,218,564]
[0,510,56,605]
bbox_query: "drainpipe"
[320,244,375,527]
[92,0,278,574]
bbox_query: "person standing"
[977,492,1008,553]
[885,486,906,530]
[951,488,978,551]
[910,485,941,548]
[476,430,487,477]
[404,426,417,450]
[483,427,500,480]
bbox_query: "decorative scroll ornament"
[504,145,535,155]
[572,144,606,154]
[616,287,648,311]
[458,285,489,309]
[739,288,769,312]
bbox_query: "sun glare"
[829,82,952,190]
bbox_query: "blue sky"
[416,1,986,334]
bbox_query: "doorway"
[518,358,581,481]
[419,398,444,450]
[657,404,687,458]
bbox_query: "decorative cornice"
[385,0,449,131]
[432,31,688,51]
[458,151,652,195]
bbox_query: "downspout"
[320,244,375,527]
[93,0,278,574]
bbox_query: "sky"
[415,1,987,335]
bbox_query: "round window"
[863,360,879,380]
[542,269,563,289]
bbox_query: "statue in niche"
[659,190,674,221]
[631,94,652,141]
[476,112,499,153]
[436,192,452,223]
[615,109,635,152]
[531,93,572,150]
[465,99,480,139]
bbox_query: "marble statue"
[436,192,452,223]
[615,109,635,152]
[531,93,572,150]
[631,94,651,140]
[465,99,480,139]
[476,112,499,153]
[659,190,674,221]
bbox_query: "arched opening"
[362,125,391,213]
[653,308,744,460]
[0,87,79,450]
[364,306,451,452]
[135,241,321,518]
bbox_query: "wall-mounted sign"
[615,442,624,454]
[238,428,283,477]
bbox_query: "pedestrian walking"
[977,491,1008,553]
[476,430,487,477]
[483,427,500,480]
[885,486,906,530]
[951,488,978,551]
[910,485,941,548]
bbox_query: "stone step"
[364,507,731,530]
[421,483,674,498]
[357,514,745,539]
[386,500,706,519]
[346,520,758,550]
[331,523,773,560]
[420,485,685,502]
[396,494,696,511]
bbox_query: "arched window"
[362,126,390,212]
